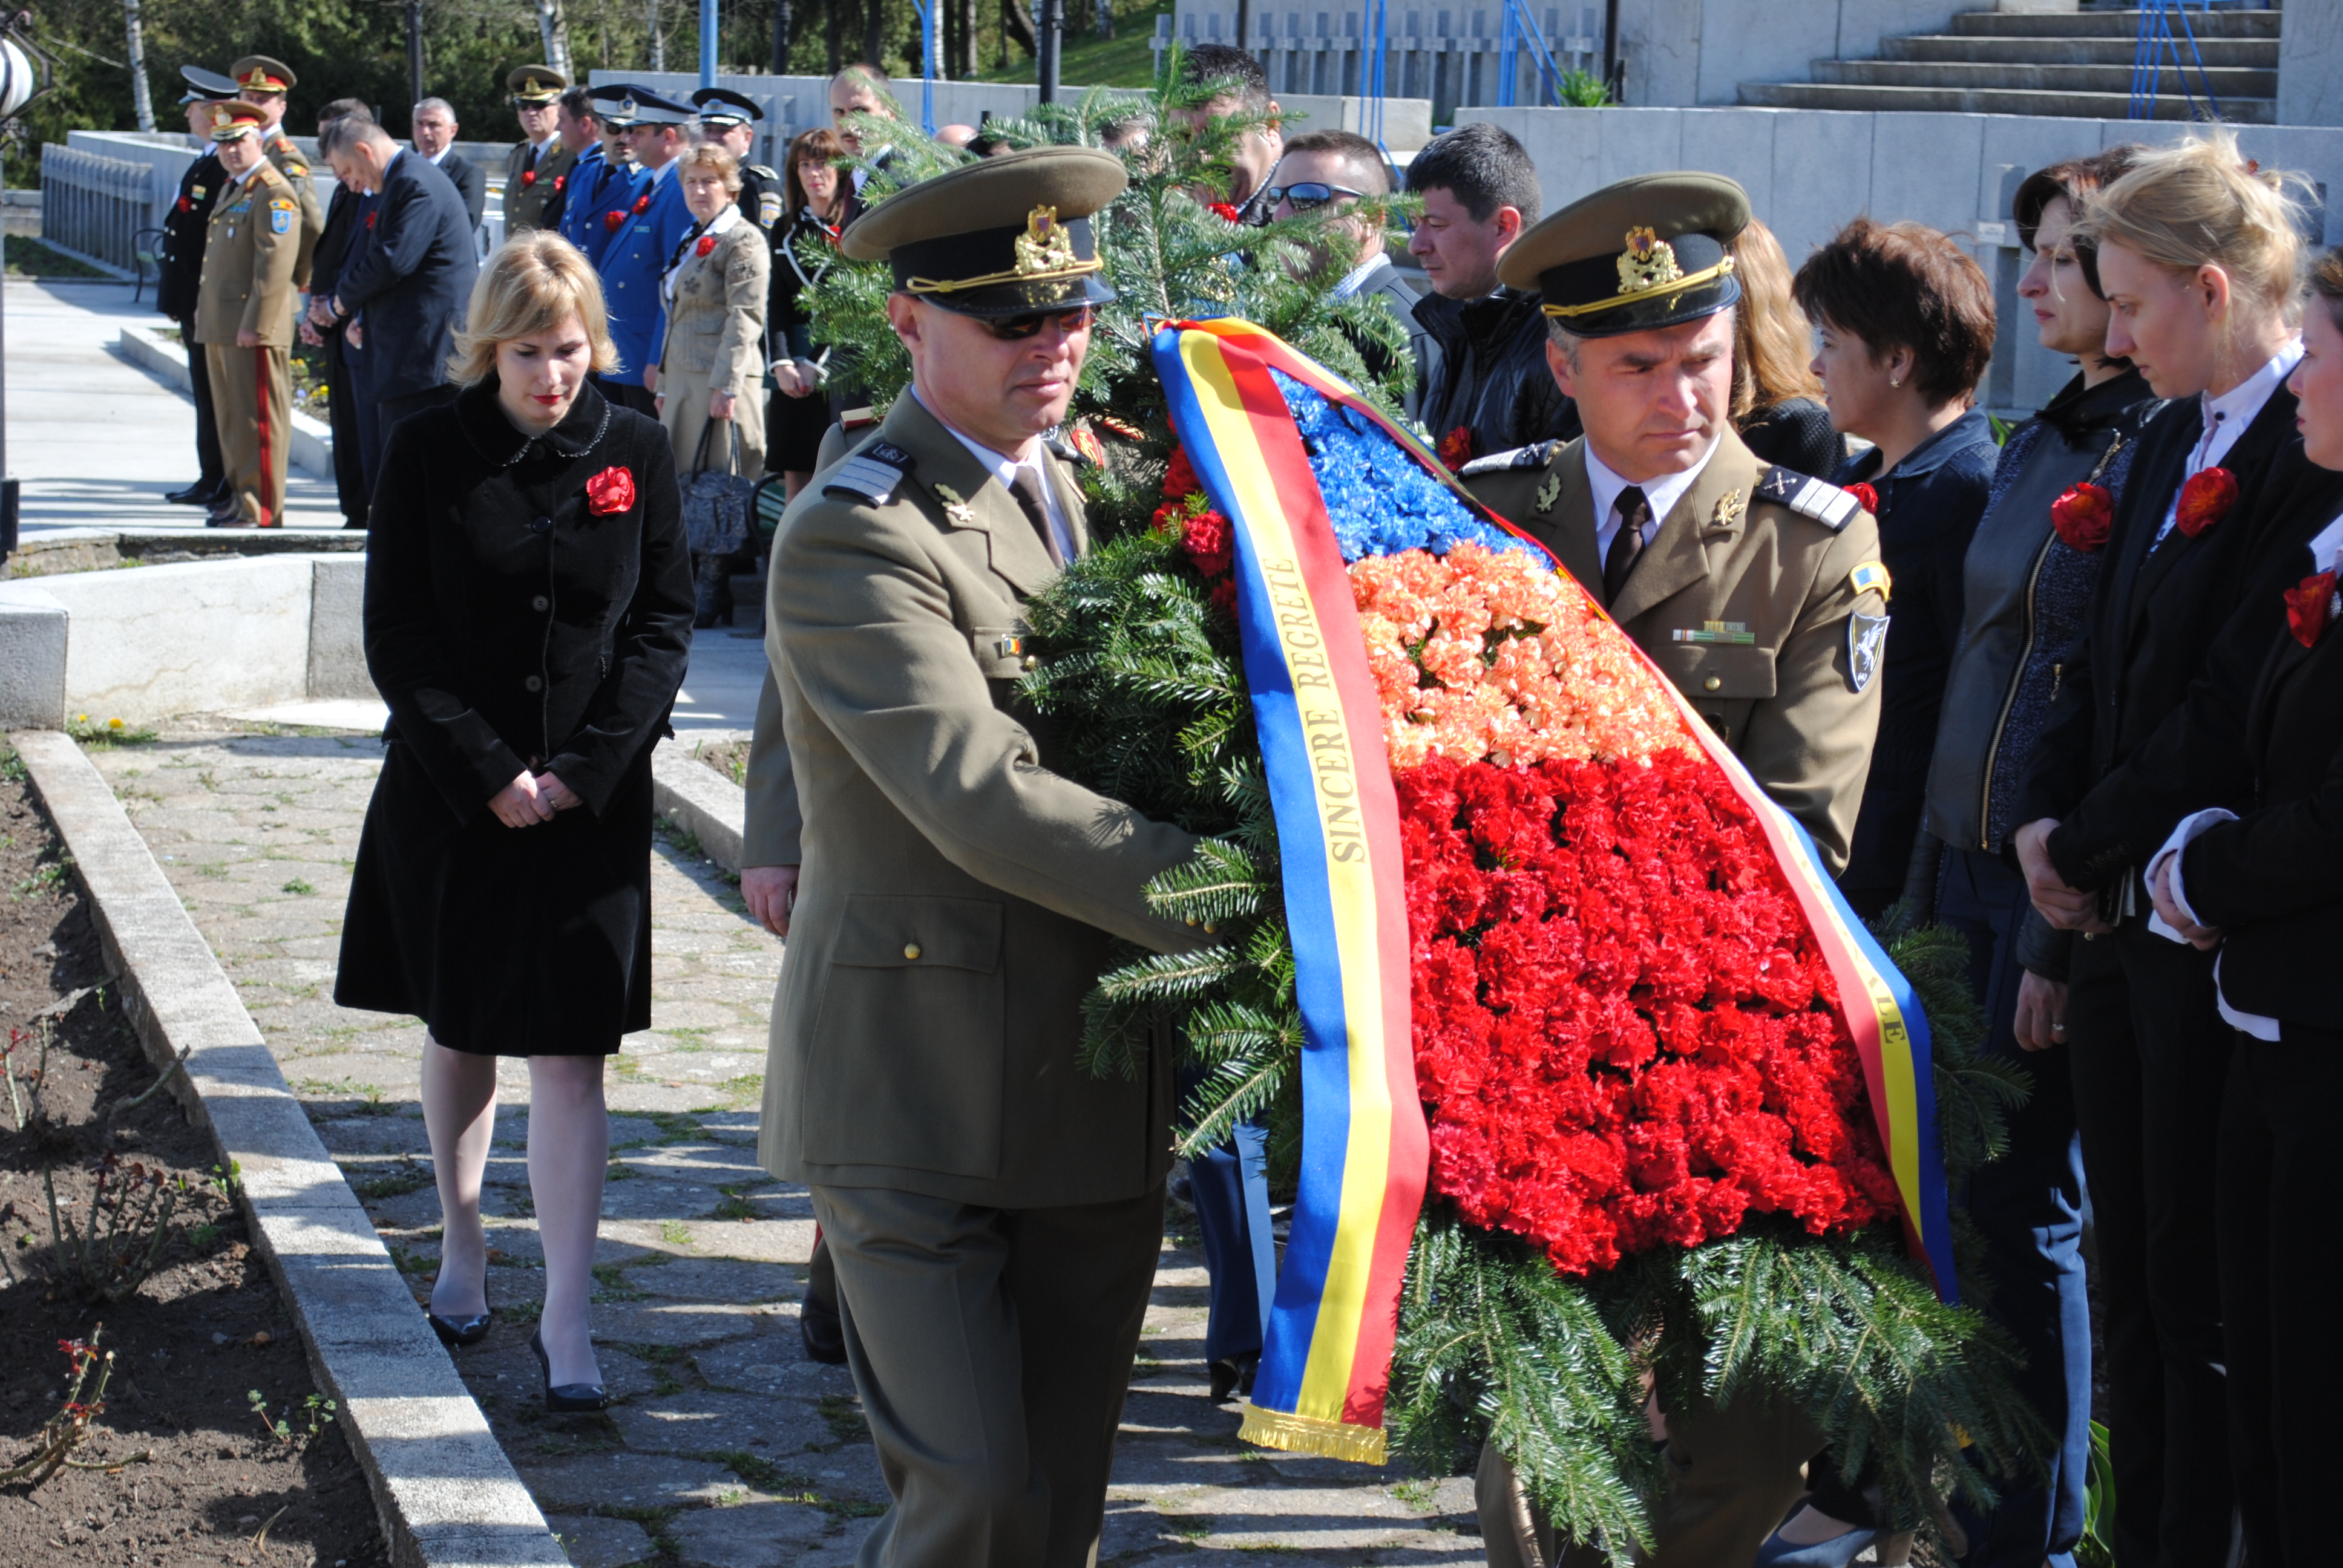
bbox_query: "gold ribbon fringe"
[1237,1403,1389,1465]
[1542,256,1737,320]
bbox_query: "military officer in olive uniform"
[194,101,302,529]
[1461,174,1887,1568]
[225,56,324,290]
[502,65,576,235]
[1461,172,1887,878]
[159,68,240,508]
[690,88,782,231]
[753,147,1204,1568]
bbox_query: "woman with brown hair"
[2008,131,2336,1568]
[768,126,849,497]
[335,231,692,1413]
[1728,217,1842,478]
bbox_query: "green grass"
[4,237,112,279]
[281,877,315,895]
[977,1,1173,87]
[352,1163,433,1201]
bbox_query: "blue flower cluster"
[1271,370,1529,563]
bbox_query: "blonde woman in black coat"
[335,230,693,1411]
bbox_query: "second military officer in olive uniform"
[1461,172,1889,877]
[194,100,301,528]
[503,65,577,234]
[753,148,1205,1568]
[1461,172,1889,1568]
[224,56,324,290]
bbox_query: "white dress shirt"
[1584,436,1721,564]
[2146,505,2343,1039]
[1329,253,1386,300]
[911,387,1076,564]
[2155,340,2303,543]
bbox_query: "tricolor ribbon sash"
[1150,319,1956,1467]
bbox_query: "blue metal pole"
[699,0,718,87]
[915,0,935,133]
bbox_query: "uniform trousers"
[1476,1394,1821,1567]
[2217,1024,2343,1568]
[205,341,290,528]
[810,1181,1164,1568]
[177,316,226,495]
[2065,922,2233,1568]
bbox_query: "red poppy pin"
[604,209,626,233]
[2176,466,2238,538]
[1438,425,1476,473]
[584,466,635,515]
[632,193,652,215]
[1847,481,1880,517]
[521,169,537,188]
[553,174,565,193]
[2285,569,2338,648]
[2050,481,2114,552]
[695,234,717,257]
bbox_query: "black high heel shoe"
[529,1328,610,1413]
[427,1305,493,1347]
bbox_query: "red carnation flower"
[633,193,652,214]
[1846,481,1879,517]
[175,195,191,213]
[2286,569,2337,648]
[604,209,626,232]
[553,174,565,192]
[1437,425,1475,472]
[1208,577,1239,613]
[1162,445,1200,500]
[522,169,537,188]
[1208,201,1243,224]
[2050,481,2113,552]
[696,234,717,256]
[584,466,635,515]
[1180,509,1235,577]
[2176,466,2238,537]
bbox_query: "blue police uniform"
[597,163,690,382]
[560,146,643,269]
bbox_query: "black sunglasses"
[981,304,1096,341]
[1265,181,1365,213]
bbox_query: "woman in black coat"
[765,126,847,497]
[335,231,693,1411]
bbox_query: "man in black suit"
[316,115,479,493]
[159,71,238,507]
[410,97,485,239]
[303,99,378,529]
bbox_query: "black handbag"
[681,418,758,557]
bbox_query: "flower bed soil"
[0,750,388,1568]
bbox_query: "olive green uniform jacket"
[755,394,1204,1209]
[260,129,324,290]
[503,137,578,234]
[194,161,300,347]
[1464,426,1887,874]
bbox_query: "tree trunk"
[861,0,883,71]
[1002,0,1035,60]
[649,0,666,73]
[535,0,574,80]
[955,0,977,76]
[826,0,844,72]
[122,0,154,132]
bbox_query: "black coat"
[2020,382,2333,890]
[335,377,694,1055]
[1413,286,1581,459]
[157,148,223,321]
[1737,397,1844,481]
[434,149,487,234]
[335,149,479,405]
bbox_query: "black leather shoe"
[1208,1353,1259,1404]
[800,1301,847,1365]
[426,1304,492,1347]
[166,481,226,506]
[529,1328,610,1413]
[205,508,256,529]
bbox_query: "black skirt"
[767,385,831,474]
[334,741,657,1056]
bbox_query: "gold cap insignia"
[211,105,231,128]
[525,75,543,94]
[1617,227,1684,295]
[1015,206,1079,276]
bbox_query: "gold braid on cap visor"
[901,255,1103,295]
[1542,255,1737,319]
[903,203,1101,295]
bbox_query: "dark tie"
[1009,468,1065,567]
[1604,486,1651,604]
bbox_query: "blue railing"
[1495,0,1566,109]
[2129,0,2223,122]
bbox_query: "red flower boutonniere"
[1208,201,1243,224]
[2285,569,2338,648]
[552,174,565,193]
[1846,481,1879,517]
[365,211,377,230]
[604,209,626,233]
[2050,481,2114,552]
[584,466,635,515]
[695,234,717,257]
[521,169,537,188]
[174,195,191,214]
[632,193,652,215]
[2176,465,2238,538]
[1438,425,1476,473]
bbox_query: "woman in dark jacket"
[1728,218,1843,479]
[1795,218,2002,921]
[765,126,847,497]
[335,230,693,1412]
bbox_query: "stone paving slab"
[81,723,1487,1566]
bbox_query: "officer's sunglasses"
[1264,181,1364,213]
[981,304,1096,341]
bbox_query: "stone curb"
[9,729,568,1568]
[114,322,335,482]
[650,737,748,875]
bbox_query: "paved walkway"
[82,723,1483,1567]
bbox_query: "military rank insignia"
[825,440,916,505]
[1709,488,1746,529]
[1847,612,1890,693]
[1755,466,1862,532]
[1535,470,1562,515]
[932,483,976,524]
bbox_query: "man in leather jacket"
[1405,123,1579,463]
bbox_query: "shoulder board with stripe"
[746,164,779,180]
[822,440,916,505]
[1457,441,1556,478]
[1755,466,1862,532]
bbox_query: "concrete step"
[1950,8,2280,40]
[1815,58,2277,96]
[1736,79,2274,124]
[1886,33,2276,67]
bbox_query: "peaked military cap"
[610,87,694,127]
[692,88,762,126]
[180,64,240,98]
[1500,171,1751,339]
[588,83,641,128]
[842,145,1125,318]
[229,56,296,96]
[506,64,566,103]
[205,100,270,142]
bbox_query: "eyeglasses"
[981,304,1096,341]
[1265,181,1365,213]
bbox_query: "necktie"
[1009,467,1065,567]
[1604,486,1651,604]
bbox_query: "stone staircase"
[1739,8,2281,125]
